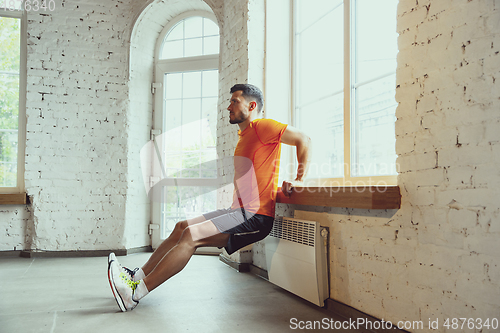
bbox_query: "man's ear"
[249,101,257,111]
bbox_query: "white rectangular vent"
[270,217,315,246]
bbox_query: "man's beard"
[229,113,246,124]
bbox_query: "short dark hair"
[230,83,264,113]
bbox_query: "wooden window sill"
[0,193,29,205]
[276,186,401,209]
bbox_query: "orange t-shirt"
[230,118,287,217]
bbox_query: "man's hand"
[281,179,303,198]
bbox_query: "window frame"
[268,0,398,188]
[150,11,220,248]
[154,10,219,62]
[0,9,27,195]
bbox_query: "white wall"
[20,0,136,251]
[0,0,224,252]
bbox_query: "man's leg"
[108,218,227,311]
[143,220,229,292]
[141,215,207,276]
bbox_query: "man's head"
[230,84,264,113]
[227,84,264,125]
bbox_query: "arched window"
[152,12,220,240]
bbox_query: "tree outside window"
[0,15,20,188]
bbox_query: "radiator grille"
[270,217,316,246]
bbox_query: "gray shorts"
[203,208,274,255]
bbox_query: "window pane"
[184,17,203,39]
[201,97,217,149]
[203,18,219,36]
[181,99,201,163]
[0,17,20,72]
[182,98,201,127]
[0,17,20,188]
[295,3,343,108]
[165,21,183,41]
[203,35,219,55]
[161,185,217,238]
[351,0,398,177]
[161,40,183,59]
[182,71,202,98]
[295,1,343,180]
[165,72,182,100]
[202,70,218,97]
[297,95,344,179]
[354,0,398,83]
[160,16,219,59]
[163,99,181,132]
[296,0,342,33]
[184,38,203,57]
[351,74,397,177]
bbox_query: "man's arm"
[280,125,311,197]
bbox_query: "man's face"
[227,90,254,124]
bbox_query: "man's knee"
[178,226,196,248]
[174,220,189,232]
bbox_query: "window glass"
[293,0,398,181]
[160,17,220,59]
[351,0,398,177]
[295,2,344,179]
[161,69,218,226]
[0,16,20,187]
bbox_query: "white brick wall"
[217,0,250,212]
[0,0,224,251]
[18,0,138,251]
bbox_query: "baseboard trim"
[9,246,153,258]
[124,246,153,255]
[218,254,250,272]
[325,299,409,333]
[249,263,268,280]
[0,250,22,258]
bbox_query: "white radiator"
[264,216,329,307]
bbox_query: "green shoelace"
[120,272,140,291]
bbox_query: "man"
[108,83,311,311]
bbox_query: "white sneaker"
[108,260,139,312]
[108,252,117,264]
[108,252,139,281]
